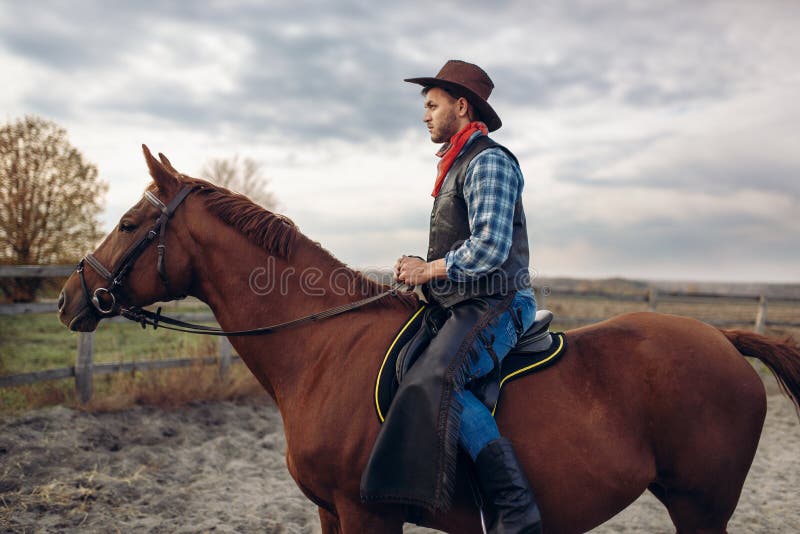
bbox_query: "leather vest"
[425,136,531,307]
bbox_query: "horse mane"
[156,175,417,309]
[176,175,297,258]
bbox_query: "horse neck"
[184,212,411,410]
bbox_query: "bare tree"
[0,116,107,302]
[199,155,279,210]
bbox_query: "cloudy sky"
[1,0,798,282]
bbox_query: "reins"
[76,184,412,337]
[121,285,406,336]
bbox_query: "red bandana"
[432,121,488,197]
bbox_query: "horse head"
[59,145,197,332]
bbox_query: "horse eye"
[119,221,138,233]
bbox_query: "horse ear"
[158,152,179,174]
[142,144,179,192]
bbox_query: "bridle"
[77,185,195,316]
[75,184,405,336]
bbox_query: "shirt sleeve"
[444,147,523,282]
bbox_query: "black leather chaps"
[360,292,514,512]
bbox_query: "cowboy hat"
[404,59,502,132]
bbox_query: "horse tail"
[721,329,800,415]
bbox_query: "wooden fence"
[1,265,239,402]
[2,265,798,403]
[535,288,797,333]
[0,326,238,403]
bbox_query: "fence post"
[219,337,232,377]
[754,295,768,334]
[648,288,659,312]
[75,332,94,403]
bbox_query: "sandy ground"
[1,393,798,533]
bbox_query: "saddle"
[374,305,567,422]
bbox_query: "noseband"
[77,185,195,316]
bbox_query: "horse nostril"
[58,290,66,312]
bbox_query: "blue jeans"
[455,288,537,459]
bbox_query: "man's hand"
[395,256,447,285]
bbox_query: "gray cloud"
[1,1,417,139]
[2,0,769,140]
[1,2,147,70]
[533,209,800,280]
[630,158,800,198]
[556,127,800,198]
[2,0,798,281]
[558,157,800,198]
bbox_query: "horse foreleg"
[319,507,341,534]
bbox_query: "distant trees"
[199,155,278,210]
[0,116,107,302]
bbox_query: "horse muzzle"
[58,286,101,332]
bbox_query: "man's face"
[423,87,460,143]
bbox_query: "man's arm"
[444,148,522,280]
[396,148,522,286]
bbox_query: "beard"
[429,112,458,143]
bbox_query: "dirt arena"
[2,391,798,533]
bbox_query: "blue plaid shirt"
[443,133,524,282]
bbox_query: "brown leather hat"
[405,59,502,131]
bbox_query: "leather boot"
[474,437,542,534]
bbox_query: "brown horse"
[58,146,800,534]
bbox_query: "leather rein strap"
[77,184,407,337]
[121,287,401,337]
